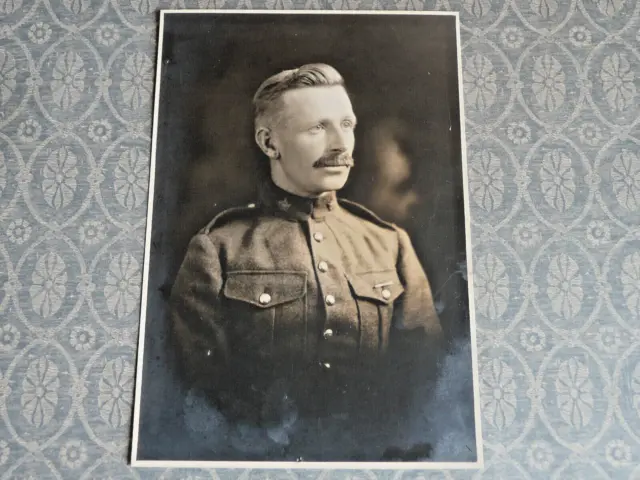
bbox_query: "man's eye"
[309,124,324,133]
[342,120,355,129]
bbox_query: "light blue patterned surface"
[1,0,640,478]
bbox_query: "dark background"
[135,12,474,461]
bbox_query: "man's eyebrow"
[300,114,357,127]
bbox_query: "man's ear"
[255,127,279,160]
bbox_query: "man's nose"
[327,126,349,152]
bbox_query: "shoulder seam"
[338,198,397,230]
[201,205,258,234]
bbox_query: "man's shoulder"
[338,198,399,233]
[198,202,262,235]
[195,197,404,237]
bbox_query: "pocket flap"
[223,271,307,308]
[347,270,405,305]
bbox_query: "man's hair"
[253,63,346,129]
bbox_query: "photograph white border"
[131,8,483,471]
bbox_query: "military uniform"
[169,181,444,456]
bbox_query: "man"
[169,63,444,460]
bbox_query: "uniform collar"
[259,180,338,221]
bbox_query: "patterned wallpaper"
[1,0,640,478]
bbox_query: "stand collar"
[258,181,338,221]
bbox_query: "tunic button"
[259,293,272,305]
[313,232,324,242]
[381,289,391,300]
[318,261,328,272]
[323,329,334,338]
[325,295,336,306]
[321,362,331,369]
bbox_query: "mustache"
[313,152,355,168]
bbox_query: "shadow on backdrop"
[135,13,476,462]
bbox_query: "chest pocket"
[346,269,404,353]
[223,271,307,359]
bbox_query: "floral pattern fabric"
[1,0,640,479]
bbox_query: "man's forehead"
[278,85,354,120]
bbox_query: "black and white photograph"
[131,10,481,469]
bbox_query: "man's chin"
[315,175,350,193]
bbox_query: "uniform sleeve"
[169,233,262,422]
[169,233,228,391]
[389,227,446,401]
[393,226,443,339]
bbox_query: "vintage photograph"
[131,10,481,468]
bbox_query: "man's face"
[269,85,357,197]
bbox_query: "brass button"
[318,261,328,272]
[381,289,391,300]
[321,362,331,369]
[247,203,256,208]
[323,329,334,338]
[313,232,324,242]
[325,295,336,306]
[259,293,272,305]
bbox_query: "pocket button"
[259,293,272,305]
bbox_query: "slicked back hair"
[253,63,347,130]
